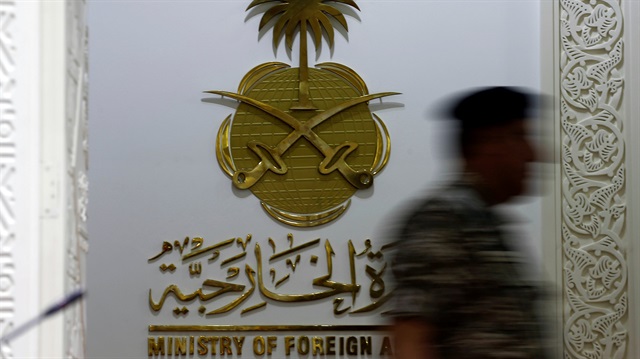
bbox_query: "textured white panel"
[558,1,628,358]
[0,1,42,357]
[0,1,18,357]
[64,0,89,357]
[37,0,88,357]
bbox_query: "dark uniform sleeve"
[391,195,550,358]
[392,200,471,325]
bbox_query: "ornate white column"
[0,1,41,358]
[0,0,22,355]
[62,0,90,357]
[0,1,88,358]
[40,1,89,358]
[543,0,639,358]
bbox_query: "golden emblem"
[206,0,398,227]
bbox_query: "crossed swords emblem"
[206,90,398,190]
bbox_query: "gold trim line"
[149,325,391,332]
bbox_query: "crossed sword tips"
[206,90,398,190]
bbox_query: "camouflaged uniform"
[392,179,547,359]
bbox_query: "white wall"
[87,1,541,358]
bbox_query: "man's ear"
[470,127,501,157]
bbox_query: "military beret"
[450,86,531,128]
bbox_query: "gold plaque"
[206,0,398,226]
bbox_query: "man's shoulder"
[410,183,487,220]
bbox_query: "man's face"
[490,119,535,199]
[469,119,536,202]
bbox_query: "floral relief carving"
[559,0,627,358]
[65,1,88,358]
[0,1,17,358]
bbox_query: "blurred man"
[391,87,548,359]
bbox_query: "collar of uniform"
[454,172,497,205]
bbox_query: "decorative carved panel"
[0,1,18,358]
[64,0,89,358]
[559,0,627,358]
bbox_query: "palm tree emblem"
[206,0,398,226]
[247,0,360,110]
